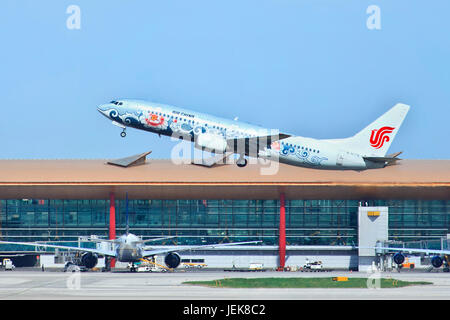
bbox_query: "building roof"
[0,159,448,200]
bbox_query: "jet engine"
[393,252,405,265]
[196,133,227,152]
[431,256,444,268]
[164,252,181,269]
[81,252,98,269]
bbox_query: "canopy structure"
[0,159,448,200]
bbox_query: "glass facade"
[0,199,449,247]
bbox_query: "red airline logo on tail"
[370,126,395,149]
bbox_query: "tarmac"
[0,268,449,300]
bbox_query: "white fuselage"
[260,136,369,170]
[114,233,144,262]
[98,99,387,170]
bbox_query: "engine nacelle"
[196,133,227,152]
[81,252,98,269]
[164,252,181,269]
[393,252,405,265]
[431,256,444,268]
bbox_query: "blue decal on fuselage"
[279,142,328,166]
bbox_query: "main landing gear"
[236,155,248,167]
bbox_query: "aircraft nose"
[97,104,112,118]
[97,104,108,113]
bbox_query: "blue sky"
[0,0,449,160]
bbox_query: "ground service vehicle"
[3,259,15,271]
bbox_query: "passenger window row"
[281,141,320,154]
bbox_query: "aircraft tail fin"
[326,103,410,157]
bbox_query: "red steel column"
[278,193,286,270]
[109,192,116,268]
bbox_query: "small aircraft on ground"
[374,243,450,272]
[0,195,260,271]
[0,235,258,271]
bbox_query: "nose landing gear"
[111,121,127,138]
[128,262,137,272]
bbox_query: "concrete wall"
[358,206,388,270]
[166,247,358,270]
[38,247,360,270]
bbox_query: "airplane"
[0,195,260,271]
[0,235,260,271]
[97,99,410,170]
[373,243,450,272]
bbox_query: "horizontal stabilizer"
[363,151,402,163]
[386,151,403,158]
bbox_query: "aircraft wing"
[368,246,450,256]
[142,241,261,257]
[227,133,290,154]
[85,238,118,244]
[0,241,116,257]
[0,254,26,257]
[132,236,176,245]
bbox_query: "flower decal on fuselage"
[145,113,164,127]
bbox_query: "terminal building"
[0,158,449,270]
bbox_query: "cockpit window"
[118,102,123,105]
[110,100,123,105]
